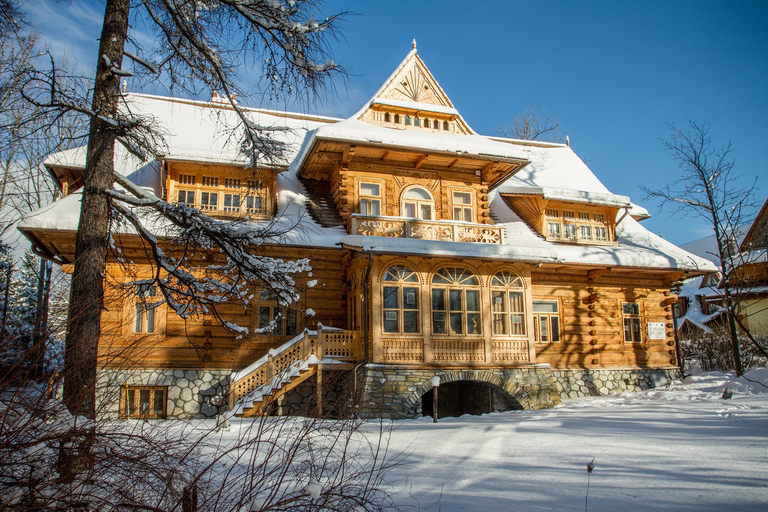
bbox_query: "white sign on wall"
[647,322,666,340]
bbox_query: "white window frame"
[401,186,434,220]
[359,181,382,216]
[451,190,474,222]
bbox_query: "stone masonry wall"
[356,366,562,420]
[551,368,682,399]
[96,369,230,420]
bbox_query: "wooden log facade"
[18,43,716,420]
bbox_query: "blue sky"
[27,0,768,246]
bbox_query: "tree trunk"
[63,0,130,419]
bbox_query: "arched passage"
[420,379,523,419]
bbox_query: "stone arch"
[403,370,527,418]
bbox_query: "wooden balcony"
[351,215,505,244]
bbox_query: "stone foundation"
[356,366,562,419]
[96,369,231,420]
[551,368,682,399]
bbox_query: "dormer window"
[401,186,434,220]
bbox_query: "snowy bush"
[679,327,768,373]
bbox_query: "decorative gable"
[357,42,473,134]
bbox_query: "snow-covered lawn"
[370,368,768,511]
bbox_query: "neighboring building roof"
[741,196,768,251]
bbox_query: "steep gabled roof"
[352,42,474,134]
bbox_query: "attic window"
[546,209,559,218]
[578,212,590,221]
[405,115,411,126]
[384,112,391,123]
[202,176,219,187]
[414,117,420,127]
[394,114,400,124]
[594,213,605,222]
[563,210,575,219]
[179,174,195,185]
[443,121,449,131]
[433,119,439,130]
[225,178,241,188]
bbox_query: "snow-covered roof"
[493,142,634,208]
[294,119,531,171]
[367,97,460,116]
[19,56,716,273]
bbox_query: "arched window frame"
[490,270,526,336]
[401,186,435,220]
[384,112,391,123]
[404,115,411,126]
[430,267,482,336]
[381,265,421,334]
[394,113,400,124]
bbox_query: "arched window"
[414,117,420,127]
[443,120,449,131]
[405,115,411,126]
[433,119,439,129]
[431,268,481,335]
[384,112,391,123]
[491,271,526,335]
[382,266,420,334]
[394,113,400,124]
[401,186,434,220]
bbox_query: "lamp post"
[430,375,441,423]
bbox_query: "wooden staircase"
[229,326,361,417]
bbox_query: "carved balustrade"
[351,215,504,244]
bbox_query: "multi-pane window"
[200,191,218,210]
[121,386,166,419]
[544,208,612,243]
[223,193,241,212]
[134,285,158,333]
[622,302,642,343]
[452,191,473,222]
[491,271,526,336]
[381,266,420,334]
[174,173,269,217]
[401,187,434,220]
[359,182,382,216]
[177,190,195,204]
[258,289,297,336]
[548,222,561,239]
[431,268,481,335]
[533,300,560,343]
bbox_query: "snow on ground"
[190,369,767,511]
[368,368,768,511]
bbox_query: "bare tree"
[643,120,767,376]
[14,0,348,421]
[498,106,566,143]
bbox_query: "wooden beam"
[587,268,608,280]
[342,145,356,165]
[663,271,686,284]
[414,155,428,169]
[448,158,459,168]
[380,150,390,161]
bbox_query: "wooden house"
[18,45,717,420]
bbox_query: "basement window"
[121,386,166,419]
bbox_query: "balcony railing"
[351,215,504,245]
